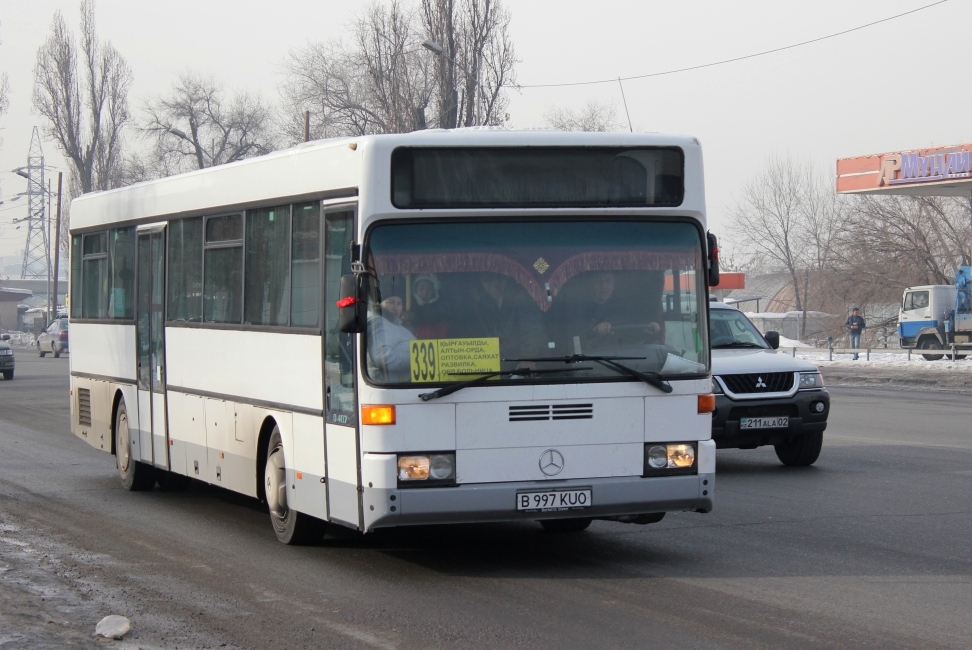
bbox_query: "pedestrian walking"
[846,307,866,360]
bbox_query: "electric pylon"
[20,127,50,280]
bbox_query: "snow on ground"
[778,346,972,392]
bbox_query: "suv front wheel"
[774,431,823,466]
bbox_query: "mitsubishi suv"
[710,302,829,466]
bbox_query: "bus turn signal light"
[361,405,396,425]
[698,393,716,414]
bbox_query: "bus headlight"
[798,372,824,389]
[397,453,456,485]
[644,443,698,476]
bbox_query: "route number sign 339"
[409,337,501,383]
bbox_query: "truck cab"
[898,266,972,359]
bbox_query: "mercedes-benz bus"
[69,130,719,544]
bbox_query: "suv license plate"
[740,416,789,429]
[517,489,592,512]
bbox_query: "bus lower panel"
[362,473,713,531]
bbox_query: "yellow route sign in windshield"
[409,338,501,383]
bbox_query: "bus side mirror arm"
[707,231,720,287]
[338,273,370,333]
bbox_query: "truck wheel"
[774,431,823,466]
[919,338,944,361]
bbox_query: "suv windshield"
[364,220,708,385]
[710,308,769,349]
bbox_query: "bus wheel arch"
[113,393,155,491]
[259,418,326,545]
[255,416,279,504]
[110,389,126,457]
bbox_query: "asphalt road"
[1,354,969,649]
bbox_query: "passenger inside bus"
[403,273,450,338]
[367,286,415,382]
[455,272,543,364]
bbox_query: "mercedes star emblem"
[539,449,565,476]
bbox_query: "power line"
[518,0,949,89]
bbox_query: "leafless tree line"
[727,155,972,342]
[26,1,530,199]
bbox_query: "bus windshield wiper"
[506,355,673,394]
[418,367,594,402]
[713,341,765,349]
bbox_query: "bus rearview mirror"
[707,232,720,287]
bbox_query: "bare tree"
[279,0,517,142]
[32,0,133,193]
[727,156,839,340]
[544,100,621,132]
[836,195,971,291]
[142,71,275,176]
[422,0,516,129]
[281,1,434,141]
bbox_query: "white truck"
[898,266,972,360]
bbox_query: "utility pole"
[52,172,63,320]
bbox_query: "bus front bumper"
[361,472,714,531]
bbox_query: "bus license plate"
[517,489,592,512]
[740,416,789,429]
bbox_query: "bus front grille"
[509,403,593,422]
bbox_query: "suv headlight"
[798,372,824,389]
[0,349,12,356]
[711,377,724,394]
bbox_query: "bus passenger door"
[136,227,169,470]
[323,207,361,529]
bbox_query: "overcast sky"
[0,0,964,260]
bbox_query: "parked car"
[0,333,14,379]
[709,302,829,466]
[37,318,69,358]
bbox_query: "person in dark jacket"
[846,307,866,360]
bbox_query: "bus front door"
[136,227,169,470]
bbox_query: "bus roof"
[70,129,705,231]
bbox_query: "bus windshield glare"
[365,220,708,385]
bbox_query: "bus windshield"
[365,219,708,385]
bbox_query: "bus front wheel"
[115,400,155,491]
[265,426,326,545]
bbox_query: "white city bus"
[69,130,719,544]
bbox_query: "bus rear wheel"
[539,517,593,532]
[264,426,326,545]
[115,400,155,491]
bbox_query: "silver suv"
[709,302,829,466]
